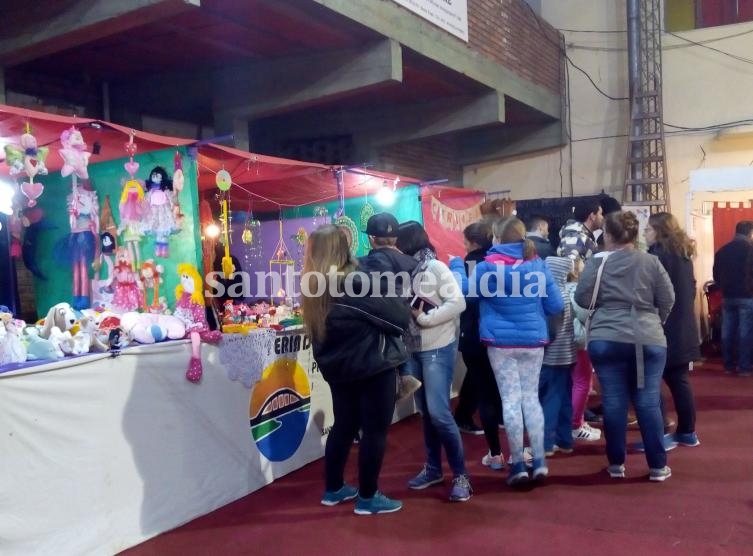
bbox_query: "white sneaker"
[481,451,505,470]
[572,423,602,441]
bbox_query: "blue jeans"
[721,298,753,373]
[539,364,574,452]
[588,340,667,470]
[405,340,467,477]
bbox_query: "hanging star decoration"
[58,126,91,179]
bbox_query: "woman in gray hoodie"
[575,211,675,482]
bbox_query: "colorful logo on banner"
[249,355,311,461]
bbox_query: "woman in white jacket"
[396,221,471,503]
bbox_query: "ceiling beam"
[312,0,561,119]
[212,38,403,121]
[457,121,565,166]
[251,92,505,156]
[0,0,201,66]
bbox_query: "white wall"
[463,1,753,230]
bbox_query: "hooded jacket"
[454,242,564,348]
[312,274,410,384]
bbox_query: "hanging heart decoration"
[124,160,139,177]
[21,181,44,207]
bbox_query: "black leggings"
[460,351,502,455]
[325,369,396,498]
[660,362,697,434]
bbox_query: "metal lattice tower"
[623,0,670,212]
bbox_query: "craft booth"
[0,104,478,555]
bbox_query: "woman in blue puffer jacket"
[451,217,563,487]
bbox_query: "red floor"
[124,360,753,556]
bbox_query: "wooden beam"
[312,0,561,119]
[212,39,403,120]
[457,121,565,165]
[0,0,201,66]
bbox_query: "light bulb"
[375,184,395,206]
[205,223,221,238]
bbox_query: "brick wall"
[15,259,38,322]
[377,136,462,185]
[467,0,562,95]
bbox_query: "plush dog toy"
[40,303,77,339]
[71,315,109,355]
[119,311,186,344]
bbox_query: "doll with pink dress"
[118,179,145,270]
[143,166,176,258]
[112,247,143,313]
[173,263,221,382]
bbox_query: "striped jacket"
[543,257,577,366]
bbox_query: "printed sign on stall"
[248,330,332,461]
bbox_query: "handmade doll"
[173,263,221,383]
[111,247,143,313]
[58,127,91,180]
[54,180,99,310]
[143,166,176,258]
[139,259,163,312]
[118,179,145,270]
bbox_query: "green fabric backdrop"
[281,184,422,257]
[33,147,202,318]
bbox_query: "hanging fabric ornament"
[20,181,44,208]
[216,169,232,192]
[172,150,185,231]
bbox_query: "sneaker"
[607,464,626,478]
[449,475,472,502]
[397,375,422,401]
[649,466,672,482]
[507,447,533,465]
[481,451,505,470]
[321,484,359,506]
[354,492,403,515]
[407,466,444,490]
[531,459,548,482]
[456,421,484,436]
[633,433,678,452]
[506,462,530,486]
[572,423,602,441]
[673,431,701,447]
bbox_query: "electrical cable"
[666,30,753,65]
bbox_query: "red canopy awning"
[0,104,426,213]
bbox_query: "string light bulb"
[376,179,396,206]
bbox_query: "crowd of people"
[301,196,720,515]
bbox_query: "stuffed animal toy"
[58,127,91,180]
[112,247,143,313]
[1,312,28,365]
[24,328,60,361]
[173,263,222,383]
[40,303,77,339]
[143,167,176,258]
[71,316,109,355]
[119,311,186,344]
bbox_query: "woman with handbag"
[575,211,675,481]
[302,225,410,515]
[396,221,472,503]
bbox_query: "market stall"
[0,105,429,555]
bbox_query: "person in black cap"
[359,213,422,400]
